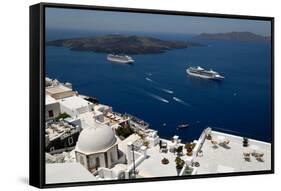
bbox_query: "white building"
[93,104,113,123]
[59,96,95,117]
[75,122,119,173]
[145,130,160,147]
[45,77,53,87]
[95,104,112,114]
[45,95,61,120]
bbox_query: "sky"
[46,7,271,36]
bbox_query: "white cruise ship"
[186,66,224,80]
[107,54,134,64]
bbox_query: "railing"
[48,146,75,155]
[179,164,198,176]
[125,114,149,129]
[210,126,266,141]
[192,127,211,156]
[132,139,144,152]
[112,150,126,166]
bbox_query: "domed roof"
[76,123,117,154]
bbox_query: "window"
[110,151,114,163]
[48,110,54,117]
[96,157,100,167]
[79,155,84,166]
[68,137,74,145]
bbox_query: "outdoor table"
[250,145,259,154]
[217,135,226,143]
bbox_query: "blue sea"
[45,29,272,142]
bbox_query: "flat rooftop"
[46,163,96,184]
[118,134,141,154]
[195,131,271,174]
[60,96,92,109]
[45,94,57,104]
[46,84,72,94]
[95,104,111,112]
[79,111,102,128]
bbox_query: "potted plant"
[175,157,185,175]
[115,125,134,139]
[55,112,70,121]
[176,145,183,156]
[161,158,169,165]
[185,143,194,156]
[143,141,149,148]
[184,165,193,174]
[243,137,249,147]
[206,133,212,140]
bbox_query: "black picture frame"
[30,2,274,188]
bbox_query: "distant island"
[194,32,270,42]
[46,34,203,54]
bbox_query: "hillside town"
[45,77,271,184]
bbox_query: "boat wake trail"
[173,97,191,106]
[146,92,169,103]
[144,74,174,95]
[132,85,169,104]
[145,77,153,82]
[159,88,174,94]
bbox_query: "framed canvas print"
[29,2,274,188]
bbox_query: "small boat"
[163,123,166,127]
[177,124,189,129]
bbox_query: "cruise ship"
[186,66,224,80]
[107,54,134,64]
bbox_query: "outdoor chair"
[160,146,168,153]
[169,146,175,153]
[176,146,183,156]
[211,140,218,145]
[159,141,168,153]
[243,152,251,161]
[211,140,218,149]
[255,152,264,162]
[223,139,230,145]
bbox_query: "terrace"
[194,130,271,174]
[104,112,130,127]
[45,121,80,141]
[136,138,195,178]
[79,109,130,127]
